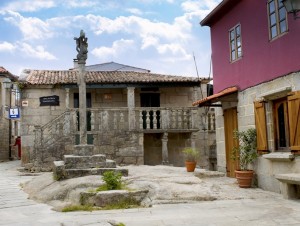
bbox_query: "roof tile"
[22,69,205,85]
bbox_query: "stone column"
[65,88,70,109]
[191,132,197,149]
[162,132,169,165]
[127,87,135,130]
[1,83,6,116]
[77,64,87,144]
[193,86,200,102]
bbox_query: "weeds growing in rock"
[100,171,123,190]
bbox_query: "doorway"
[224,107,239,177]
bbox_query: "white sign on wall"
[9,108,20,119]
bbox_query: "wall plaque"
[40,95,59,106]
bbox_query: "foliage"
[232,128,258,171]
[102,198,140,210]
[62,205,101,212]
[102,171,123,190]
[182,147,199,162]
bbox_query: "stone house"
[19,66,216,171]
[194,0,300,197]
[0,67,19,161]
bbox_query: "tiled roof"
[0,66,10,74]
[192,86,239,106]
[21,69,205,85]
[0,66,18,81]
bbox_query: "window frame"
[229,24,242,62]
[267,0,288,41]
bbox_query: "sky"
[0,0,221,78]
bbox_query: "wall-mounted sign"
[22,100,29,107]
[40,95,59,106]
[9,108,20,119]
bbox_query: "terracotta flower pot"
[235,170,254,188]
[185,161,197,172]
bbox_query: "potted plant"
[182,147,199,172]
[232,128,258,188]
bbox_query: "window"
[273,98,289,150]
[268,0,288,40]
[254,91,300,153]
[229,24,242,62]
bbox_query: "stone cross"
[74,30,88,144]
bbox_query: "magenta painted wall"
[209,0,300,93]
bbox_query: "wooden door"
[224,108,239,177]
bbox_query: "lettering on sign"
[40,95,60,106]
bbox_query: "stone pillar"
[162,132,169,165]
[1,83,6,116]
[191,132,197,149]
[127,87,135,130]
[193,86,200,102]
[65,88,70,109]
[77,64,87,144]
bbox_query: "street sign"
[9,108,20,119]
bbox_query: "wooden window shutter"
[287,91,300,151]
[254,101,268,151]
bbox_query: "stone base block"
[73,144,94,156]
[53,161,66,180]
[80,189,149,207]
[64,168,128,179]
[64,154,106,169]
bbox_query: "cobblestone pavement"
[1,160,300,226]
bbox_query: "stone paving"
[1,160,300,226]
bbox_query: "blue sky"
[0,0,221,77]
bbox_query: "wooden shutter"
[254,101,268,151]
[288,91,300,151]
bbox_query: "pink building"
[194,0,300,197]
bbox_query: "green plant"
[61,205,101,212]
[232,128,258,171]
[102,171,122,190]
[182,147,199,162]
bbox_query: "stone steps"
[53,144,128,180]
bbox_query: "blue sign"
[9,108,20,119]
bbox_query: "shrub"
[102,171,122,190]
[182,147,199,162]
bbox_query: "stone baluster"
[171,109,176,129]
[146,110,150,129]
[139,110,144,130]
[90,109,95,131]
[162,132,169,165]
[183,109,188,129]
[177,109,182,129]
[153,109,157,129]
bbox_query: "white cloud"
[2,0,55,12]
[0,41,16,52]
[19,43,57,60]
[3,11,52,40]
[126,8,143,15]
[92,39,135,60]
[62,0,98,8]
[181,0,221,20]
